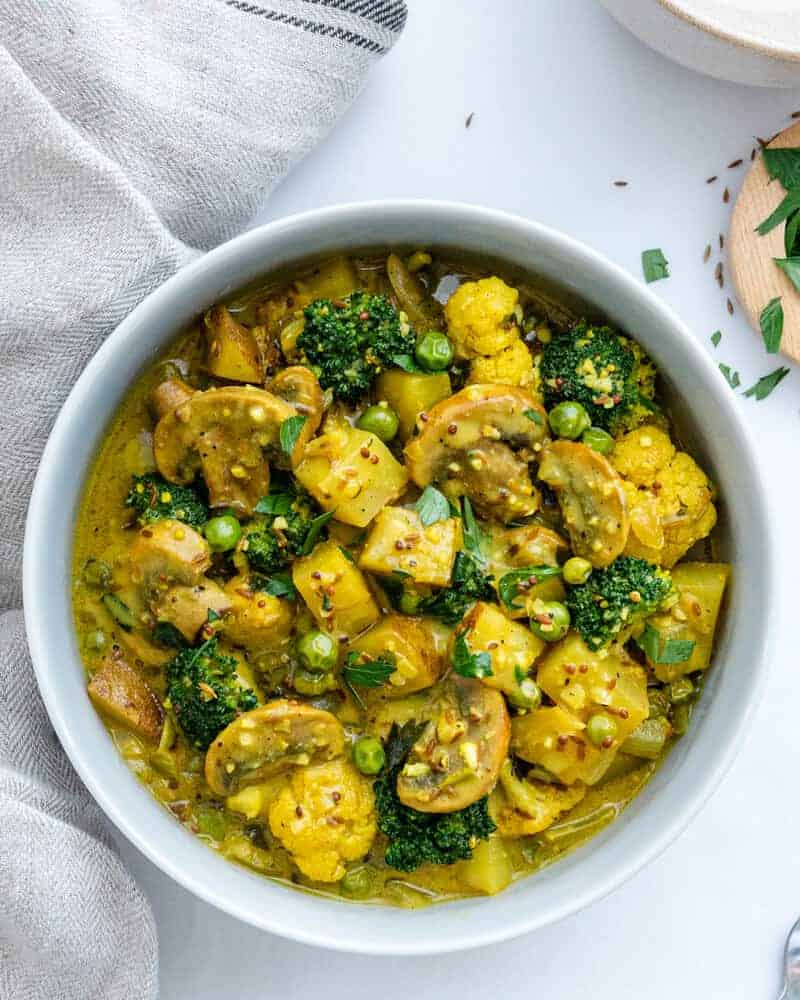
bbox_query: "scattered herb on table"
[641,248,670,283]
[759,296,784,353]
[719,363,740,389]
[743,366,790,401]
[710,330,722,348]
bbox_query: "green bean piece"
[101,593,137,630]
[541,802,618,844]
[620,716,672,759]
[669,677,694,704]
[671,701,694,736]
[196,806,227,842]
[340,865,375,899]
[83,558,112,588]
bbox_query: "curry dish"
[73,251,729,905]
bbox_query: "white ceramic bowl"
[24,201,774,954]
[600,0,800,87]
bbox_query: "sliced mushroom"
[537,441,629,568]
[128,519,211,589]
[88,653,164,742]
[386,252,443,331]
[269,365,324,465]
[396,676,510,814]
[150,377,195,421]
[151,579,232,642]
[204,305,264,384]
[404,384,548,521]
[153,385,296,515]
[205,701,345,796]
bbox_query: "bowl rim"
[23,199,776,954]
[658,0,800,62]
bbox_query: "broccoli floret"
[540,320,655,432]
[126,473,208,527]
[298,291,415,403]
[243,489,318,574]
[373,724,496,871]
[565,555,673,651]
[166,638,257,749]
[418,551,495,625]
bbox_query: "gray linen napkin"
[0,3,406,997]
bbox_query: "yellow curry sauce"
[73,252,728,906]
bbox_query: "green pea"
[548,401,591,439]
[84,628,108,653]
[356,403,400,442]
[562,556,593,586]
[353,737,385,775]
[582,426,615,455]
[204,514,242,552]
[415,330,455,372]
[508,676,542,711]
[293,668,338,696]
[296,630,338,672]
[586,713,618,748]
[669,677,694,704]
[340,865,375,899]
[529,600,571,642]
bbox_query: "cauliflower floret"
[268,759,376,883]
[612,426,675,486]
[613,429,716,567]
[489,761,586,837]
[444,277,521,358]
[468,336,537,388]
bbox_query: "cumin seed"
[613,180,628,187]
[727,298,734,315]
[728,159,743,168]
[719,233,724,250]
[703,244,711,263]
[714,261,724,288]
[706,175,718,184]
[723,187,730,203]
[465,112,474,128]
[751,148,757,161]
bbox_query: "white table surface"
[115,3,800,996]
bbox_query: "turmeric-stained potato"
[538,441,629,568]
[535,634,649,746]
[444,277,521,359]
[358,507,461,588]
[511,705,616,786]
[88,654,164,742]
[294,423,408,527]
[457,602,544,703]
[268,759,376,883]
[152,580,232,642]
[490,759,586,837]
[404,384,547,522]
[205,701,345,796]
[204,305,264,384]
[292,540,380,638]
[375,370,451,442]
[129,519,211,588]
[644,562,730,681]
[347,615,443,697]
[223,575,294,650]
[397,677,510,813]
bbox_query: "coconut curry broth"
[73,251,729,905]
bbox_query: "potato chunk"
[458,602,544,703]
[536,633,649,743]
[444,277,521,358]
[358,507,461,587]
[204,305,263,384]
[347,615,443,696]
[644,562,729,681]
[511,706,615,786]
[294,424,408,527]
[292,541,380,638]
[88,655,164,742]
[223,574,294,650]
[375,370,451,442]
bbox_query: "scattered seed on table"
[703,244,711,263]
[465,112,475,128]
[706,175,718,184]
[727,298,734,315]
[719,233,724,250]
[613,180,628,187]
[728,159,743,168]
[715,261,724,288]
[792,111,800,119]
[723,187,730,203]
[751,148,757,161]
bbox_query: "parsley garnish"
[254,572,297,600]
[461,497,488,563]
[641,248,670,283]
[638,623,695,665]
[300,510,335,555]
[451,631,492,679]
[254,491,293,516]
[759,296,784,354]
[392,353,423,373]
[415,485,450,526]
[743,366,790,401]
[343,652,395,687]
[279,415,307,455]
[497,565,563,610]
[523,408,544,425]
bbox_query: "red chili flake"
[447,423,458,435]
[358,310,370,321]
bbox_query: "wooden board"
[730,121,800,362]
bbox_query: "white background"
[116,2,800,996]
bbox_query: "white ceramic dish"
[24,200,774,954]
[600,0,800,87]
